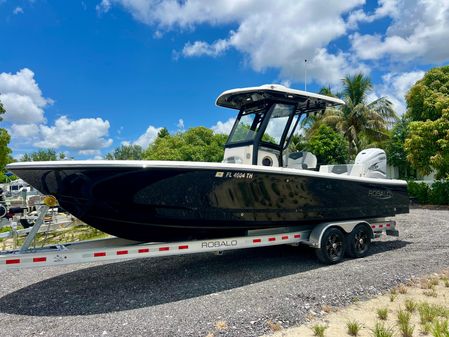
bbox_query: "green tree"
[385,116,415,179]
[305,124,349,165]
[21,149,67,161]
[404,65,449,179]
[105,144,144,160]
[321,73,397,157]
[144,126,227,162]
[0,100,14,181]
[0,128,12,170]
[0,99,5,121]
[157,127,170,138]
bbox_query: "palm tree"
[320,73,397,158]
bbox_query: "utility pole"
[304,59,308,91]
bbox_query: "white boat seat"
[287,151,317,170]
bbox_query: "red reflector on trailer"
[371,225,376,228]
[178,245,188,250]
[268,237,276,242]
[6,259,20,265]
[281,236,289,240]
[386,223,391,227]
[116,250,128,255]
[94,252,106,257]
[379,224,383,228]
[294,234,301,239]
[253,238,261,243]
[138,248,149,253]
[159,247,169,251]
[33,257,46,263]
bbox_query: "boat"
[6,84,409,242]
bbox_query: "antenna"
[304,59,308,91]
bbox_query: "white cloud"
[347,0,399,29]
[133,125,161,148]
[10,123,40,138]
[99,0,366,85]
[211,117,235,135]
[351,0,449,64]
[183,39,229,57]
[370,70,425,115]
[0,68,52,124]
[13,7,24,15]
[176,118,185,130]
[36,116,113,150]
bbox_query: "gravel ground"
[0,208,448,337]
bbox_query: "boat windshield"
[227,106,265,144]
[262,104,296,146]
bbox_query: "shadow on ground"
[0,240,409,316]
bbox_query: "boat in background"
[7,84,409,242]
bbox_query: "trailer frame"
[0,202,399,270]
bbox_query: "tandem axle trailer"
[0,203,399,270]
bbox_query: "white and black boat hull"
[7,161,409,242]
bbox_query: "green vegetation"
[311,324,327,337]
[397,310,414,337]
[20,149,69,161]
[304,124,349,165]
[377,308,389,320]
[408,181,449,205]
[371,322,394,337]
[105,144,144,160]
[432,319,449,337]
[404,65,449,179]
[144,126,227,162]
[0,98,14,181]
[346,320,361,336]
[405,298,417,313]
[320,73,397,158]
[386,116,415,179]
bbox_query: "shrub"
[408,181,430,204]
[429,180,449,204]
[407,180,449,205]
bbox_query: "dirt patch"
[267,272,449,337]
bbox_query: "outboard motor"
[353,148,387,179]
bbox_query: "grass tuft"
[377,308,388,320]
[312,324,327,337]
[397,309,414,337]
[346,320,361,336]
[398,284,408,294]
[432,319,449,337]
[390,293,397,302]
[421,322,432,335]
[423,288,438,297]
[371,322,394,337]
[215,321,228,331]
[405,298,417,313]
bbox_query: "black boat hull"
[8,162,409,241]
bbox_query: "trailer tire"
[346,224,372,258]
[315,227,346,264]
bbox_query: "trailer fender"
[306,220,371,249]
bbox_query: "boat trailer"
[0,198,399,270]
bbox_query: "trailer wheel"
[346,224,372,258]
[315,227,346,264]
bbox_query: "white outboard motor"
[352,148,387,179]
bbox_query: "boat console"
[216,84,344,168]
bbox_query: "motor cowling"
[354,148,387,179]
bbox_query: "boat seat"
[287,151,317,170]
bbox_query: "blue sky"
[0,0,448,159]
